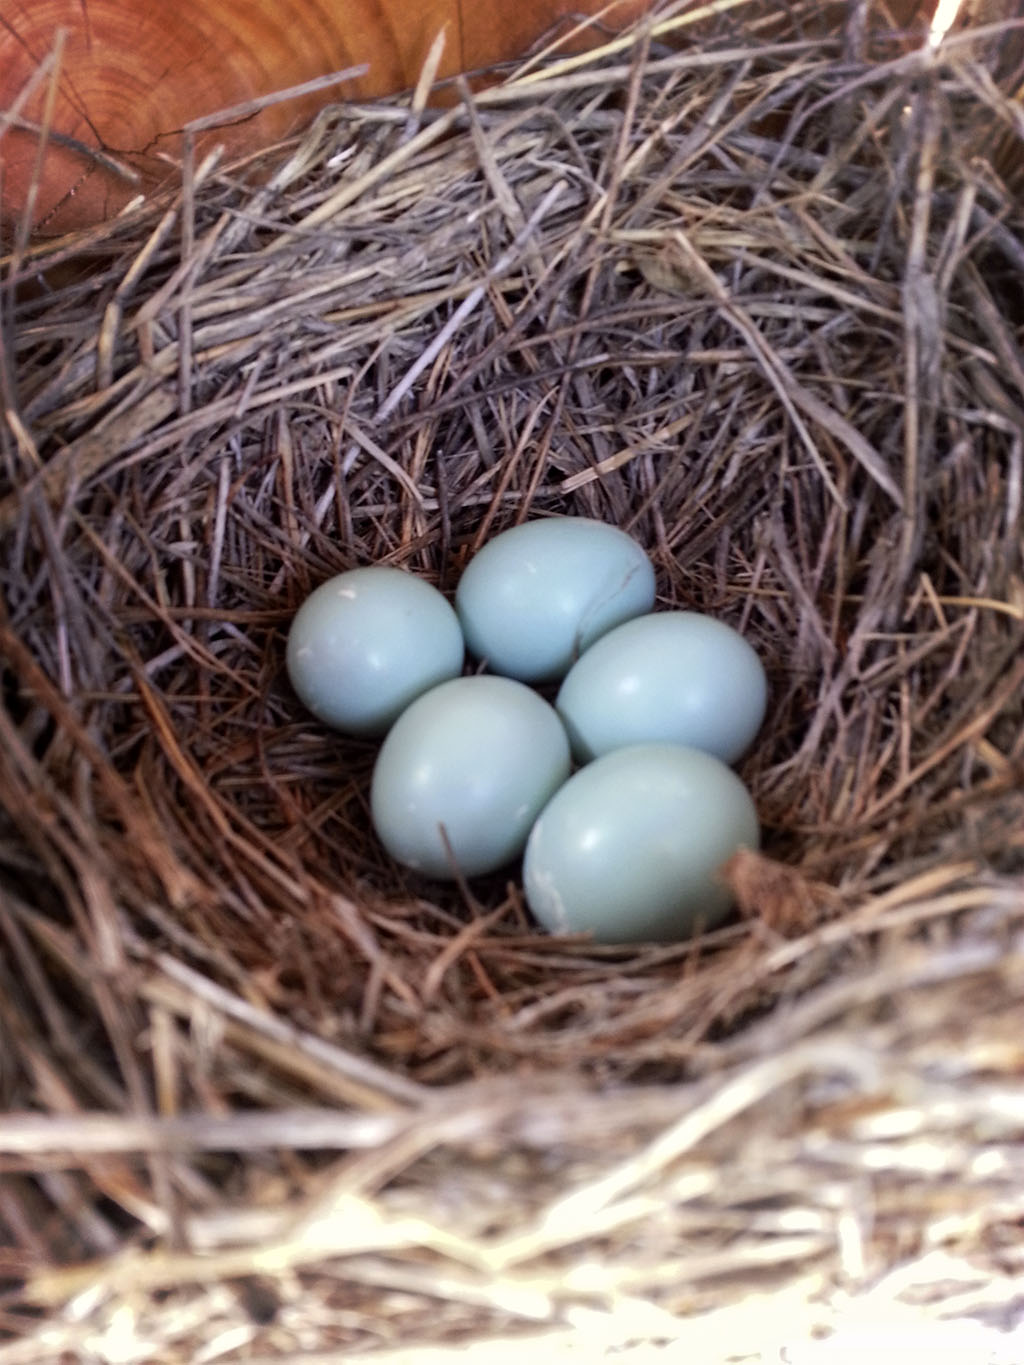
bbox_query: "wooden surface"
[0,0,649,234]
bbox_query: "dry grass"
[2,0,1024,1358]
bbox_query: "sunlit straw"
[929,0,964,47]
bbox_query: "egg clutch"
[286,518,766,944]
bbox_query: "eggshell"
[371,676,572,879]
[523,743,759,943]
[455,517,656,683]
[555,611,767,765]
[286,567,464,736]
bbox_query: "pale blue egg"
[371,676,571,879]
[524,744,759,943]
[455,517,656,683]
[556,611,767,765]
[286,567,464,736]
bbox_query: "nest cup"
[3,1,1024,1358]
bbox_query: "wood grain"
[0,0,649,233]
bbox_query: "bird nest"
[2,1,1024,1359]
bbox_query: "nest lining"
[2,0,1024,1358]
